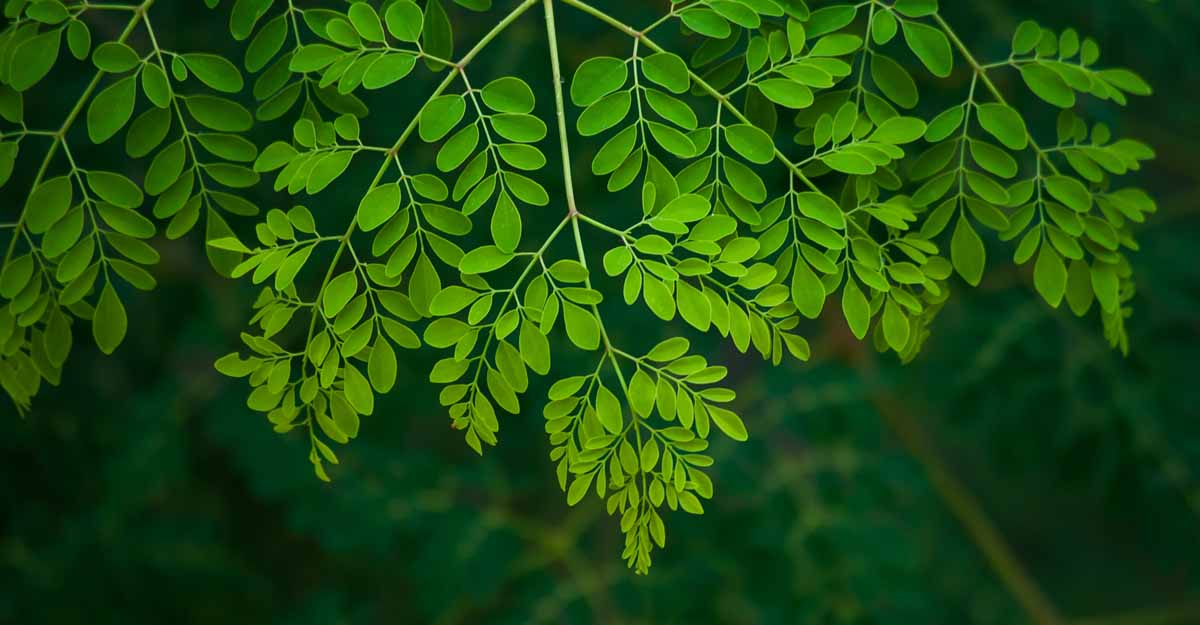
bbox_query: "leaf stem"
[543,0,579,217]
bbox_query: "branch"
[870,390,1065,625]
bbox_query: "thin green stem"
[543,0,579,217]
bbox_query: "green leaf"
[641,52,690,94]
[629,368,656,417]
[141,63,171,108]
[870,53,918,108]
[810,33,862,56]
[566,472,593,506]
[791,259,825,319]
[758,77,816,108]
[409,253,441,317]
[87,75,137,144]
[497,144,546,170]
[975,103,1028,151]
[421,0,454,69]
[951,217,985,286]
[1033,244,1067,308]
[676,280,711,330]
[145,140,186,195]
[562,301,600,350]
[306,151,354,194]
[368,339,398,393]
[362,53,416,90]
[925,106,965,142]
[969,140,1018,179]
[490,192,522,252]
[181,53,244,93]
[98,202,155,238]
[459,245,513,274]
[724,124,775,164]
[504,172,549,205]
[595,384,623,434]
[290,44,342,72]
[643,89,697,130]
[795,192,845,229]
[0,254,34,298]
[343,363,374,416]
[1011,20,1041,55]
[27,0,69,23]
[92,42,139,73]
[1020,64,1075,108]
[708,405,748,441]
[245,15,287,73]
[184,96,253,132]
[723,159,766,204]
[902,21,953,78]
[680,8,731,38]
[882,298,910,351]
[93,282,128,355]
[322,270,359,317]
[1099,69,1152,97]
[347,2,385,42]
[841,279,870,339]
[420,94,466,142]
[385,0,423,42]
[8,29,61,91]
[571,56,628,106]
[491,113,547,143]
[871,116,926,144]
[482,76,535,114]
[66,19,91,60]
[437,125,479,171]
[577,91,631,136]
[1044,175,1092,212]
[603,247,633,276]
[592,125,638,175]
[429,286,479,316]
[1065,259,1095,316]
[25,176,73,234]
[86,171,142,208]
[357,183,401,231]
[1091,262,1119,313]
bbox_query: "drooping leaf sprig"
[2,0,1158,575]
[1,0,256,412]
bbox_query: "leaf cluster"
[0,0,1157,574]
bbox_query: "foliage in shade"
[0,0,1157,574]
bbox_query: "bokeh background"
[2,1,1199,624]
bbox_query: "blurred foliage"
[1,0,1198,623]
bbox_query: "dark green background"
[2,1,1199,623]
